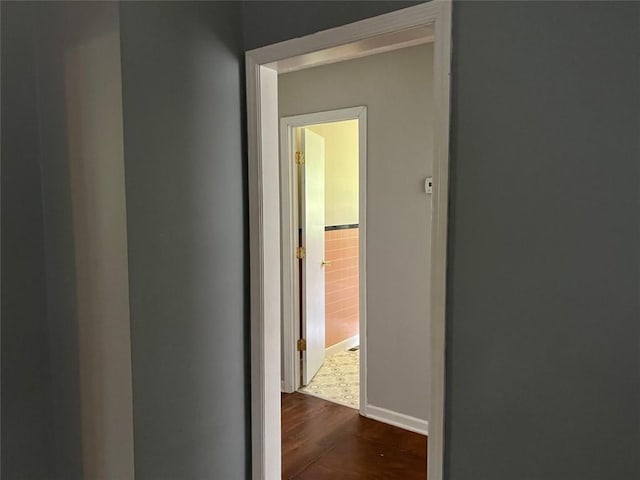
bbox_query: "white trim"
[247,63,282,480]
[279,107,367,400]
[248,11,437,70]
[365,404,429,436]
[357,107,368,416]
[274,25,433,75]
[427,4,453,480]
[246,3,452,479]
[278,116,298,394]
[325,335,360,358]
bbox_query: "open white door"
[300,128,326,386]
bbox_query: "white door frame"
[280,108,367,411]
[246,3,452,479]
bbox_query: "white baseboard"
[364,404,428,436]
[325,334,360,357]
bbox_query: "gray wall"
[2,2,249,478]
[2,2,638,479]
[242,1,422,50]
[244,1,640,479]
[64,16,134,480]
[34,4,124,477]
[280,44,434,422]
[2,2,131,478]
[1,4,55,478]
[119,2,249,479]
[447,3,639,479]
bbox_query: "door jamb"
[279,108,367,414]
[246,3,452,479]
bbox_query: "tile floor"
[299,348,359,408]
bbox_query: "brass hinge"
[296,246,306,259]
[295,151,305,165]
[297,339,307,351]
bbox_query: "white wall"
[279,44,433,422]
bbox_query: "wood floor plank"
[282,392,427,479]
[282,394,359,478]
[352,415,427,459]
[294,436,426,480]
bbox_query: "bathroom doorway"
[280,109,367,412]
[284,117,363,409]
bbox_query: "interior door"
[300,128,326,386]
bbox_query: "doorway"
[246,3,452,479]
[280,113,366,411]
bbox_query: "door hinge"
[295,151,305,165]
[297,339,307,351]
[296,246,306,259]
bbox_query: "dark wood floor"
[282,392,427,479]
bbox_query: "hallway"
[282,393,427,479]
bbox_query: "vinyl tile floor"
[299,349,359,408]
